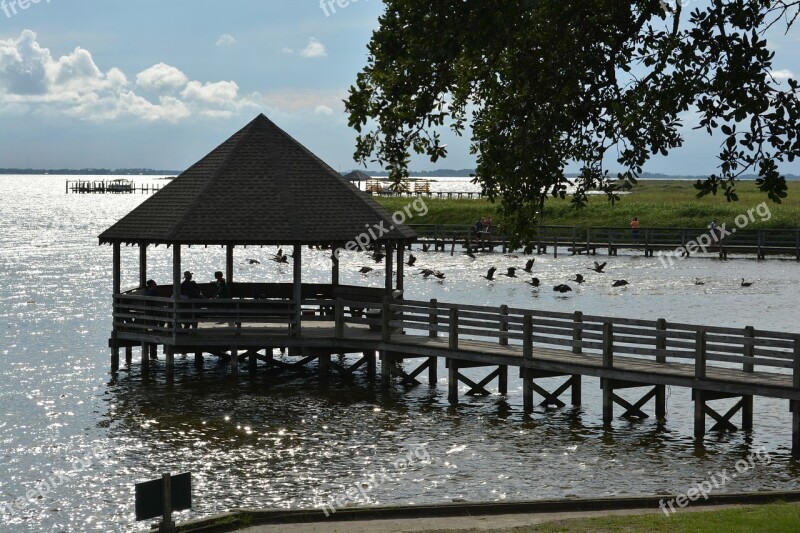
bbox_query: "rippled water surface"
[2,176,800,532]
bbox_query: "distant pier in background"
[66,178,166,194]
[408,224,800,260]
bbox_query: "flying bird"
[525,277,540,288]
[419,268,435,277]
[553,284,573,293]
[612,279,629,287]
[406,254,417,267]
[482,267,497,281]
[573,274,585,284]
[589,261,607,273]
[523,258,535,273]
[433,271,446,280]
[421,243,430,252]
[741,278,753,287]
[372,252,385,263]
[502,267,517,278]
[246,258,260,265]
[464,250,477,259]
[359,266,374,274]
[694,278,705,285]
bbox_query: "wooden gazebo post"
[110,242,121,372]
[171,244,181,365]
[226,244,234,285]
[395,243,404,292]
[293,243,302,335]
[331,248,340,286]
[139,244,147,288]
[384,241,394,295]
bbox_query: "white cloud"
[314,104,334,116]
[0,30,258,122]
[300,38,327,58]
[280,47,294,54]
[216,34,236,47]
[136,63,188,92]
[771,69,795,81]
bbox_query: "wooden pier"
[66,178,164,194]
[110,281,800,454]
[408,224,800,260]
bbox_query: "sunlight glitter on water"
[1,176,799,532]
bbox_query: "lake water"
[2,175,799,532]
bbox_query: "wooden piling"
[601,322,613,424]
[694,329,707,439]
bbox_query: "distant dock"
[65,178,164,194]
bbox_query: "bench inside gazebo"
[99,114,416,373]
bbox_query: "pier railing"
[114,288,800,387]
[407,224,800,258]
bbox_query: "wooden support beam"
[694,329,707,439]
[449,307,458,350]
[448,359,458,405]
[334,298,344,339]
[230,347,238,375]
[125,346,133,365]
[428,356,438,386]
[793,338,800,457]
[655,318,667,418]
[602,322,613,424]
[293,244,302,336]
[429,298,438,338]
[499,305,508,347]
[498,365,508,395]
[139,244,147,288]
[380,351,391,389]
[318,353,330,381]
[226,244,234,285]
[331,250,340,286]
[396,245,404,292]
[522,314,533,412]
[365,351,376,381]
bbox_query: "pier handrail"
[113,291,800,383]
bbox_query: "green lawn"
[428,501,800,533]
[375,180,800,229]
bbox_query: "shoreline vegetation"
[376,180,800,229]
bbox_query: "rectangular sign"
[135,472,191,521]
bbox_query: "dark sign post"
[135,472,191,533]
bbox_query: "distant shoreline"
[1,169,798,180]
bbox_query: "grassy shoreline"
[375,180,800,229]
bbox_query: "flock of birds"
[244,246,756,291]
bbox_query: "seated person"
[180,271,204,329]
[214,271,231,298]
[144,279,158,297]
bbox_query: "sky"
[0,1,797,175]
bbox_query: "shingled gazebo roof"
[98,114,417,246]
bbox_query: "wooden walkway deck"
[110,288,800,453]
[408,224,800,260]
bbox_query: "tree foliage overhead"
[345,0,800,246]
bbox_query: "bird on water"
[612,279,629,287]
[741,278,753,287]
[553,284,572,293]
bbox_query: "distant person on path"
[475,218,485,242]
[485,216,493,237]
[630,217,640,243]
[709,218,718,244]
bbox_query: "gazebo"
[100,113,416,371]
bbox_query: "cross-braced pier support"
[520,369,581,412]
[601,379,667,423]
[447,359,508,405]
[381,352,437,388]
[693,390,754,438]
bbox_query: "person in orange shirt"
[630,217,641,242]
